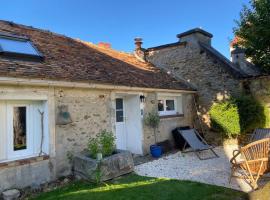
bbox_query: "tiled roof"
[0,20,194,91]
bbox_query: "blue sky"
[1,0,248,58]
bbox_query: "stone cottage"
[0,20,195,192]
[134,28,263,141]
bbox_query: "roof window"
[0,33,43,61]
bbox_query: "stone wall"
[0,159,53,192]
[248,77,270,127]
[249,77,270,115]
[0,85,194,191]
[146,42,242,141]
[142,92,194,153]
[54,88,113,177]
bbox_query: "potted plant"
[144,111,162,158]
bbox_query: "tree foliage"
[234,0,270,73]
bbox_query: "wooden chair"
[230,138,270,189]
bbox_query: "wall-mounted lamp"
[140,95,146,103]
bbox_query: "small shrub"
[210,100,240,138]
[88,137,100,159]
[235,95,267,133]
[144,111,160,144]
[210,95,269,138]
[99,130,116,157]
[88,130,116,159]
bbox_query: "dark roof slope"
[198,42,248,78]
[0,20,194,91]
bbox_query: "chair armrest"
[230,150,241,164]
[245,158,269,164]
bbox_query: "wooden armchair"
[230,138,270,189]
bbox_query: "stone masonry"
[0,85,194,192]
[145,29,243,142]
[142,92,194,153]
[54,88,113,177]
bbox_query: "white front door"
[115,98,126,150]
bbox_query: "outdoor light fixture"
[140,95,146,103]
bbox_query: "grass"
[31,174,247,200]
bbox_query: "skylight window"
[0,33,43,61]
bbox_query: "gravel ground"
[135,145,252,192]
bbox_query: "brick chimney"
[177,28,213,46]
[98,42,111,49]
[134,37,146,62]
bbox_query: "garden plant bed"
[30,174,247,200]
[73,150,134,182]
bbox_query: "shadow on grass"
[31,174,247,200]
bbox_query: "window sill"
[159,114,184,119]
[0,155,49,169]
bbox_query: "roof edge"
[146,42,187,51]
[0,76,197,93]
[177,28,213,38]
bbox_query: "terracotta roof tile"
[0,20,194,91]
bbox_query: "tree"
[144,111,160,144]
[234,0,270,73]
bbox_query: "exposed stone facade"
[145,32,243,141]
[54,88,113,176]
[142,92,194,153]
[0,84,194,192]
[249,77,270,107]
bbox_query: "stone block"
[2,189,20,200]
[73,150,134,182]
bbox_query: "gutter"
[0,77,197,94]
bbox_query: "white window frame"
[0,100,49,163]
[158,97,177,116]
[157,93,183,116]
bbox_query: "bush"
[99,130,116,157]
[210,95,269,138]
[88,130,116,159]
[210,100,240,138]
[235,95,267,133]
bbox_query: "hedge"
[210,95,269,138]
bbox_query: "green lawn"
[31,174,247,200]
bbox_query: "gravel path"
[135,145,251,192]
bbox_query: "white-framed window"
[158,94,183,116]
[0,100,49,162]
